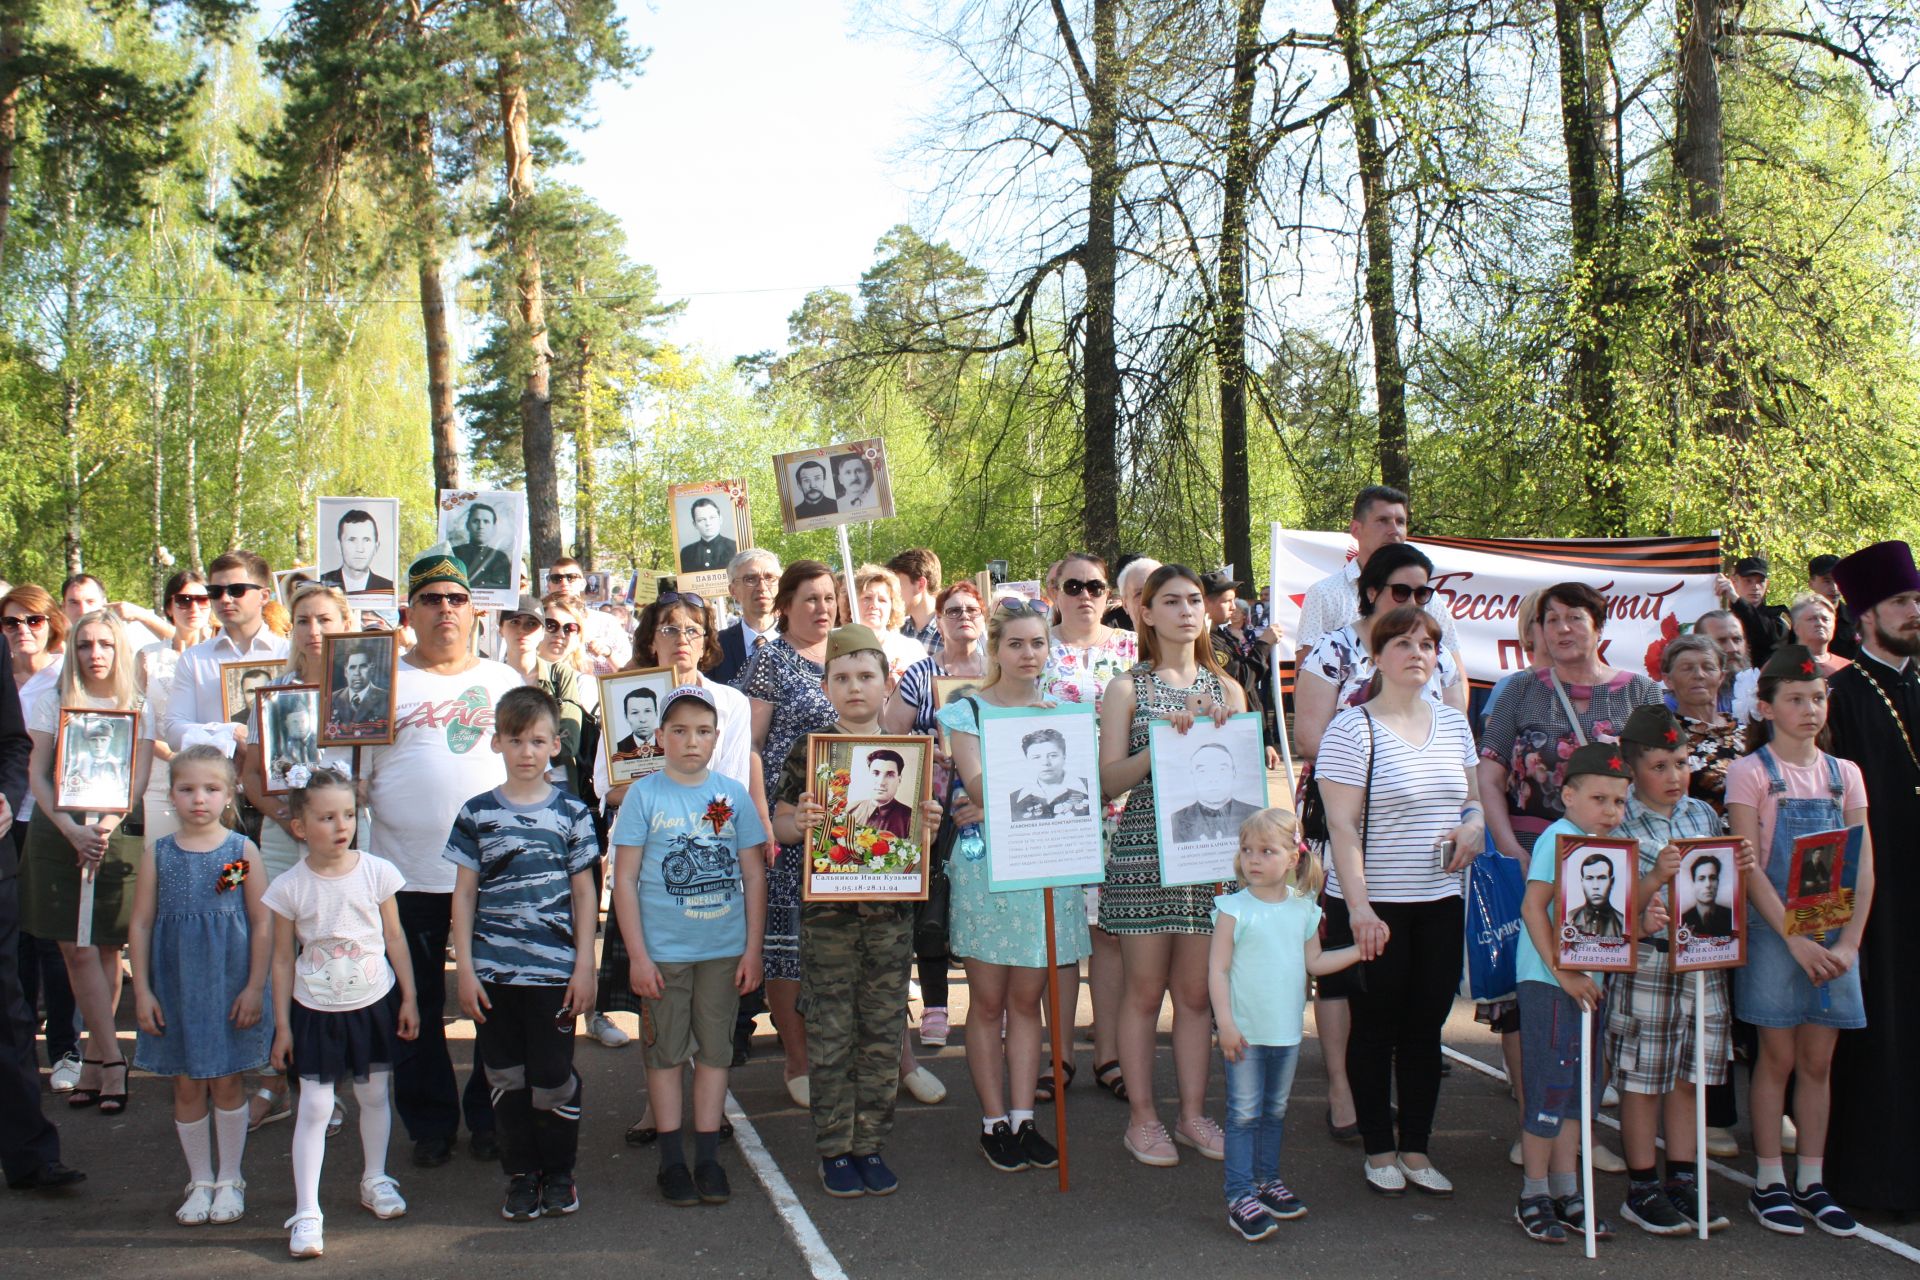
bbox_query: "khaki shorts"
[641,957,741,1070]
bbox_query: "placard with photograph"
[274,566,316,603]
[802,734,933,901]
[319,631,398,746]
[1668,837,1745,971]
[598,667,676,785]
[53,708,139,814]
[671,479,752,597]
[772,439,895,534]
[315,496,401,608]
[977,702,1104,892]
[438,489,527,608]
[934,676,981,715]
[1554,834,1639,972]
[258,685,322,795]
[220,659,288,724]
[1149,712,1270,887]
[1784,825,1862,937]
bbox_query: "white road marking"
[1441,1044,1920,1265]
[725,1091,850,1280]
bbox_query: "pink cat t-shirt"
[262,852,406,1011]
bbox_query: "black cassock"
[1824,649,1920,1212]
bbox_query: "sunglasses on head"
[205,582,264,600]
[171,592,211,610]
[996,599,1050,618]
[1381,583,1435,606]
[656,591,706,611]
[543,618,581,636]
[1061,577,1108,598]
[0,614,47,630]
[414,591,470,609]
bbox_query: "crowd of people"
[0,489,1915,1259]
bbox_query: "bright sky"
[564,0,927,362]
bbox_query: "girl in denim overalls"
[1725,645,1877,1238]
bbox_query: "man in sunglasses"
[163,549,289,753]
[1296,485,1462,659]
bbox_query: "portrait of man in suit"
[328,647,389,734]
[678,496,737,572]
[319,508,395,595]
[613,686,662,760]
[792,460,837,519]
[1169,742,1259,842]
[847,748,915,837]
[451,502,512,590]
[1681,853,1735,937]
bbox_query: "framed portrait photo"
[273,565,316,603]
[438,489,526,609]
[1668,837,1745,971]
[1149,712,1270,887]
[977,702,1104,892]
[598,667,676,785]
[315,496,401,609]
[802,734,933,901]
[670,479,752,597]
[319,631,398,746]
[1554,834,1639,972]
[257,685,322,795]
[772,439,895,534]
[1784,825,1862,937]
[219,659,288,724]
[53,708,138,815]
[934,676,980,714]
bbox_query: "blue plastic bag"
[1463,844,1526,1003]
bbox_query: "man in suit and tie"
[1680,854,1735,937]
[1169,742,1260,842]
[678,497,737,573]
[612,686,662,760]
[792,461,837,520]
[451,502,512,590]
[319,508,395,595]
[709,549,783,687]
[329,648,388,734]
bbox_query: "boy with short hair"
[772,625,943,1198]
[1514,742,1665,1245]
[1611,705,1747,1236]
[446,686,599,1222]
[610,686,767,1208]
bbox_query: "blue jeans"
[1223,1043,1299,1202]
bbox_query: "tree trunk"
[1554,0,1626,533]
[149,333,166,602]
[291,285,314,565]
[1079,0,1121,559]
[0,1,21,267]
[495,42,560,569]
[183,324,203,572]
[63,374,82,573]
[573,282,597,570]
[1216,0,1261,579]
[1335,0,1410,494]
[414,119,460,494]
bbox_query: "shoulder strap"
[1548,671,1589,747]
[1757,744,1787,793]
[1822,751,1846,799]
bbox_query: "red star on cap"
[1663,728,1679,744]
[1608,755,1624,771]
[1801,659,1816,675]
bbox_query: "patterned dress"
[739,635,837,981]
[1099,665,1226,936]
[1679,713,1745,813]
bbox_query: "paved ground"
[6,957,1917,1277]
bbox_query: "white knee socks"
[176,1115,214,1184]
[214,1103,249,1183]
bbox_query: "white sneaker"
[1781,1115,1799,1155]
[901,1066,946,1105]
[176,1180,216,1226]
[1509,1137,1524,1167]
[285,1212,324,1259]
[1602,1084,1620,1108]
[587,1013,630,1048]
[1592,1143,1626,1174]
[786,1074,810,1107]
[1705,1126,1740,1159]
[208,1178,246,1224]
[48,1052,82,1093]
[359,1174,407,1219]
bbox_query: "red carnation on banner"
[1643,613,1681,680]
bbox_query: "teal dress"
[935,697,1091,969]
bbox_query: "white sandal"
[176,1180,216,1225]
[1396,1158,1454,1196]
[209,1178,247,1223]
[327,1100,345,1138]
[249,1087,292,1132]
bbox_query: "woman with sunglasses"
[497,594,587,797]
[134,572,216,845]
[539,593,598,712]
[1040,553,1135,1103]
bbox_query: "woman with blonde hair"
[22,609,154,1114]
[854,563,928,678]
[539,592,600,705]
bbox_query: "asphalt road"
[11,959,1920,1277]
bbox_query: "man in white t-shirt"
[545,556,630,672]
[1295,485,1462,656]
[364,553,524,1168]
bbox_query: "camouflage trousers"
[798,901,914,1157]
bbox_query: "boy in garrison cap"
[769,626,943,1199]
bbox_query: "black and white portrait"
[773,439,896,533]
[598,667,675,784]
[1555,835,1638,971]
[320,631,397,746]
[1671,838,1745,970]
[55,710,137,814]
[221,660,287,723]
[439,489,526,607]
[1149,713,1269,886]
[978,703,1105,891]
[1006,727,1092,823]
[670,480,751,595]
[316,496,401,606]
[260,686,321,794]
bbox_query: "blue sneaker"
[1748,1183,1803,1235]
[820,1155,864,1198]
[855,1153,898,1196]
[1228,1195,1277,1241]
[1256,1179,1308,1220]
[1791,1183,1859,1237]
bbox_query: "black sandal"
[1035,1060,1077,1104]
[95,1061,129,1116]
[65,1058,105,1109]
[1093,1060,1127,1101]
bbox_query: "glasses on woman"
[0,614,47,631]
[942,605,983,620]
[658,625,706,641]
[1061,578,1107,597]
[171,592,211,610]
[543,619,582,636]
[1383,583,1435,606]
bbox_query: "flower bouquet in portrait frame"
[801,733,933,901]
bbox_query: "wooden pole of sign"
[1694,970,1709,1240]
[1580,1008,1596,1259]
[74,813,101,948]
[834,525,859,624]
[1043,886,1070,1192]
[1268,640,1296,793]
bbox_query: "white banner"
[1268,527,1723,686]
